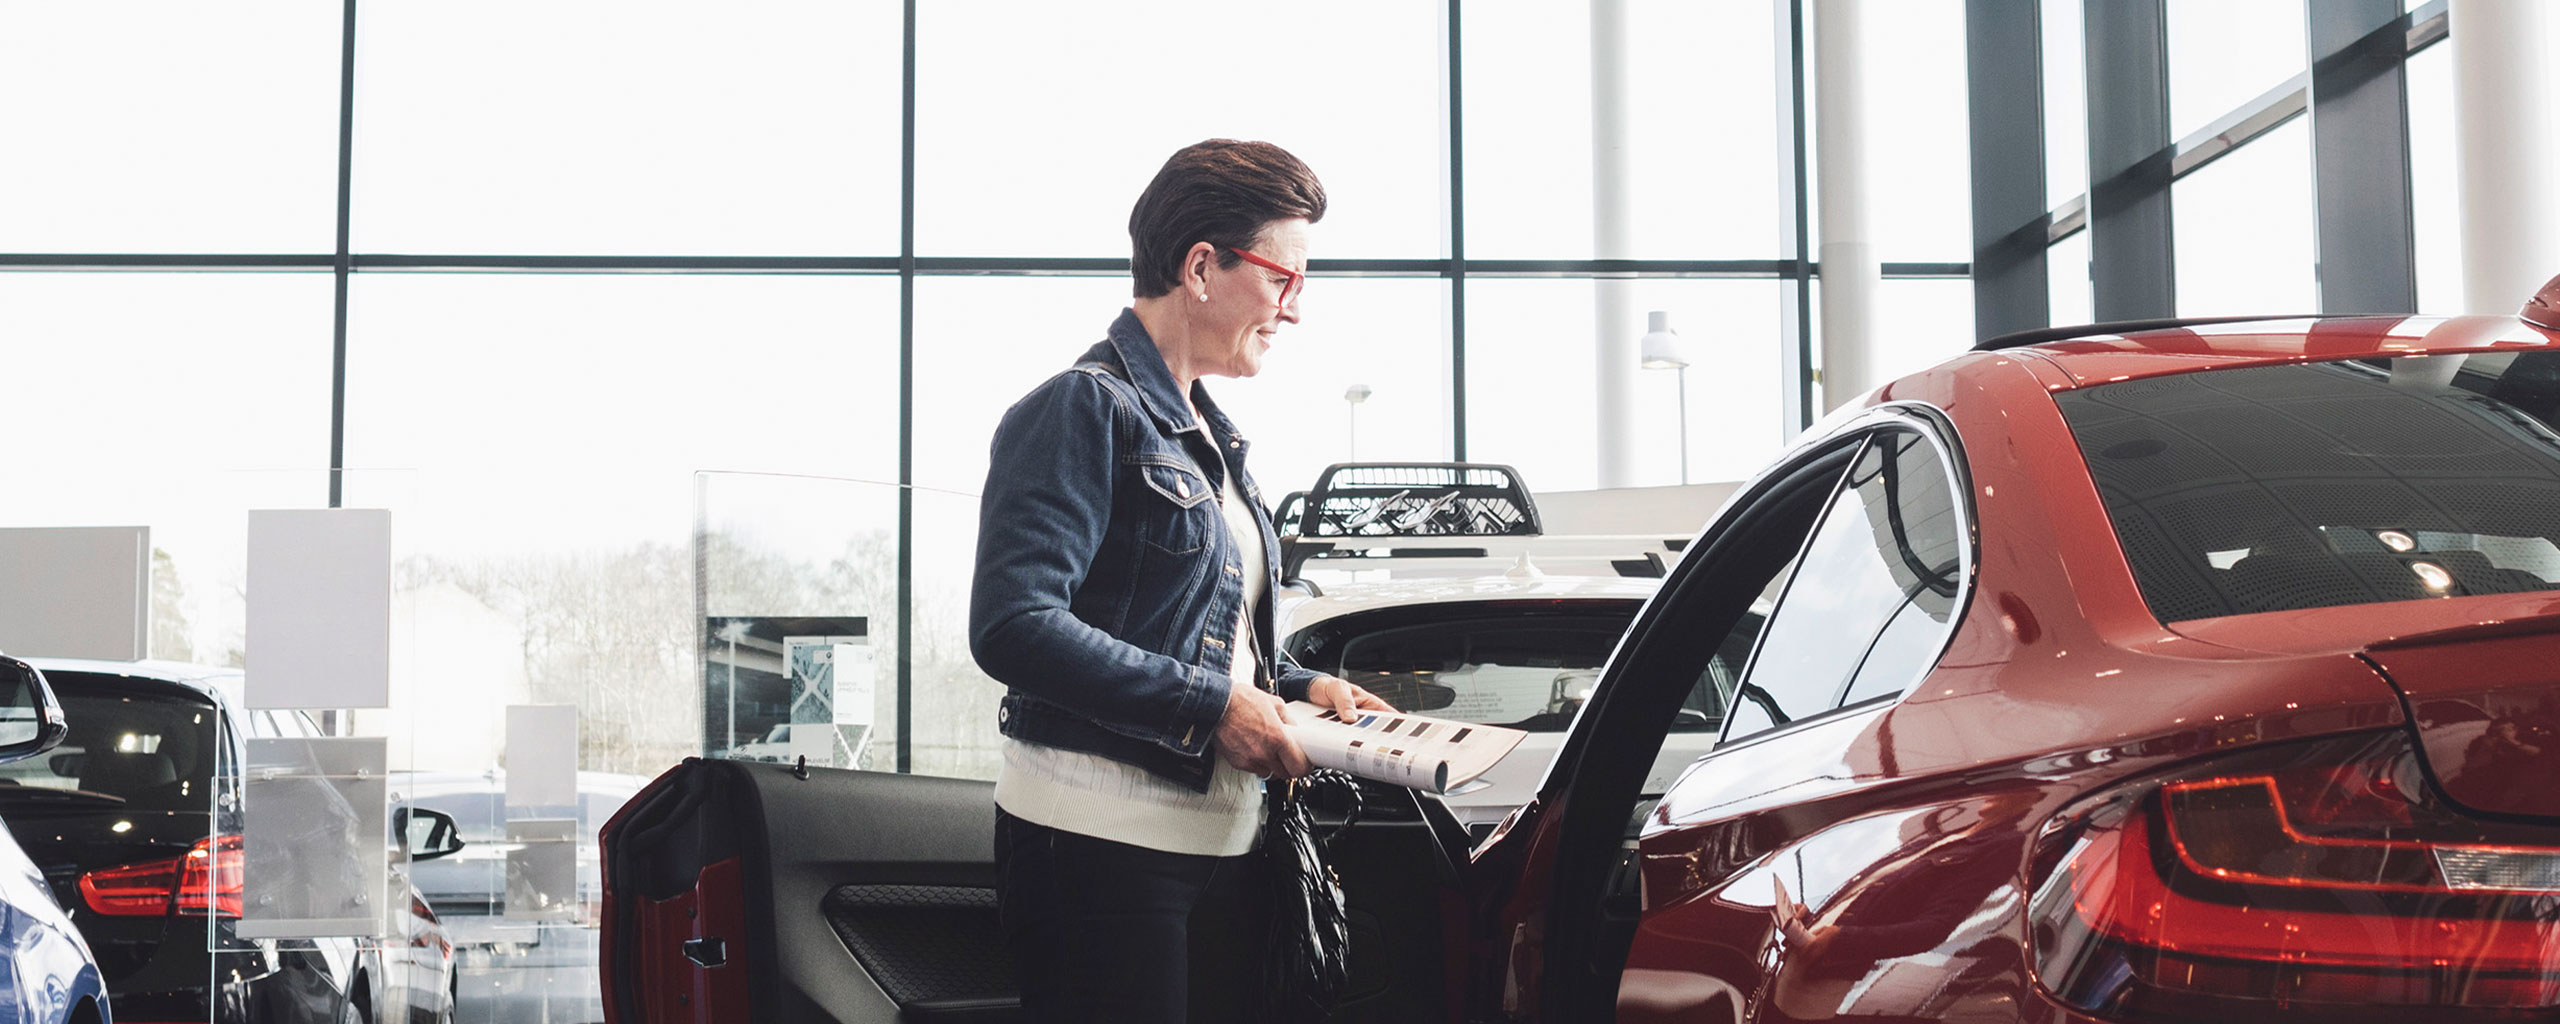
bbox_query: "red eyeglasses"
[1227,247,1306,310]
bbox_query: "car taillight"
[77,835,243,918]
[2031,731,2560,1021]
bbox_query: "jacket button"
[998,706,1009,723]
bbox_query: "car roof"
[2003,314,2560,388]
[1280,574,1661,634]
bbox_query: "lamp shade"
[1639,310,1690,369]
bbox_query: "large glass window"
[343,274,902,776]
[0,272,336,664]
[1461,0,1781,260]
[1859,0,1974,262]
[1873,278,1980,379]
[1464,279,1787,493]
[2172,117,2316,317]
[0,3,342,253]
[2048,230,2094,327]
[2406,41,2462,314]
[352,0,904,255]
[2165,0,2305,141]
[2041,0,2089,211]
[914,1,1444,259]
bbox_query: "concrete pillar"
[2450,0,2560,314]
[1814,0,1881,410]
[1593,0,1641,487]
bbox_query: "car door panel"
[601,758,1011,1024]
[600,759,1470,1024]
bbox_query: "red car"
[603,279,2560,1023]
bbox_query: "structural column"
[2307,0,2416,314]
[1592,0,1640,487]
[2084,0,2175,319]
[1966,0,2051,341]
[2449,0,2560,313]
[1813,0,1880,411]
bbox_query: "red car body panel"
[1479,313,2560,1022]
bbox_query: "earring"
[1199,292,1209,302]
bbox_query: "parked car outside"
[604,285,2560,1022]
[6,659,459,1024]
[1273,463,1708,836]
[1278,569,1695,837]
[395,770,644,1024]
[0,653,111,1024]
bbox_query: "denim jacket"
[970,309,1321,793]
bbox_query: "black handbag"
[1263,767,1364,1022]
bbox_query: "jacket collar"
[1085,307,1230,440]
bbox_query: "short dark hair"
[1127,139,1327,299]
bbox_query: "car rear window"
[0,675,220,812]
[2057,351,2560,622]
[1284,601,1642,732]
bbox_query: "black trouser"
[995,807,1269,1023]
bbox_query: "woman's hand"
[1216,682,1313,778]
[1307,674,1394,719]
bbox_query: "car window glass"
[0,676,220,812]
[2061,354,2560,621]
[1307,610,1641,732]
[414,790,505,841]
[1689,559,1795,732]
[1727,429,1962,741]
[1839,431,1965,704]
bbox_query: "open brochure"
[1284,701,1526,794]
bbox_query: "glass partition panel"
[696,472,1000,781]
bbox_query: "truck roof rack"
[1295,462,1541,539]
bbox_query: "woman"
[969,139,1392,1022]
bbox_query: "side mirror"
[0,656,70,766]
[397,806,467,862]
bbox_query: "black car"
[1,659,462,1024]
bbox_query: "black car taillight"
[78,834,244,918]
[2031,731,2560,1021]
